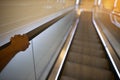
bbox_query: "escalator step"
[72,40,103,50]
[74,35,100,41]
[61,62,114,80]
[75,31,98,38]
[67,52,110,70]
[59,12,115,80]
[74,37,100,43]
[70,45,106,58]
[60,76,78,80]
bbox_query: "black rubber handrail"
[0,9,73,50]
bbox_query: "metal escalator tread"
[59,12,115,80]
[61,62,114,80]
[67,52,110,70]
[70,44,106,58]
[60,76,78,80]
[72,40,103,50]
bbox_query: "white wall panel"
[32,11,75,80]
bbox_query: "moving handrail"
[0,9,73,50]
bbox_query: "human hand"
[10,34,30,52]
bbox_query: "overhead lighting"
[98,0,101,6]
[76,0,79,5]
[114,0,118,7]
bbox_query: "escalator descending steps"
[59,12,115,80]
[61,62,114,80]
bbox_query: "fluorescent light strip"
[76,0,79,5]
[98,0,101,6]
[114,0,118,7]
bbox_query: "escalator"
[58,12,115,80]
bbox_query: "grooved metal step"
[62,62,114,80]
[70,45,106,58]
[67,52,110,70]
[74,36,100,43]
[72,40,103,50]
[60,76,78,80]
[59,12,115,80]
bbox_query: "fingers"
[22,34,29,41]
[11,34,28,40]
[22,34,30,46]
[10,37,14,41]
[10,34,21,41]
[10,34,30,52]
